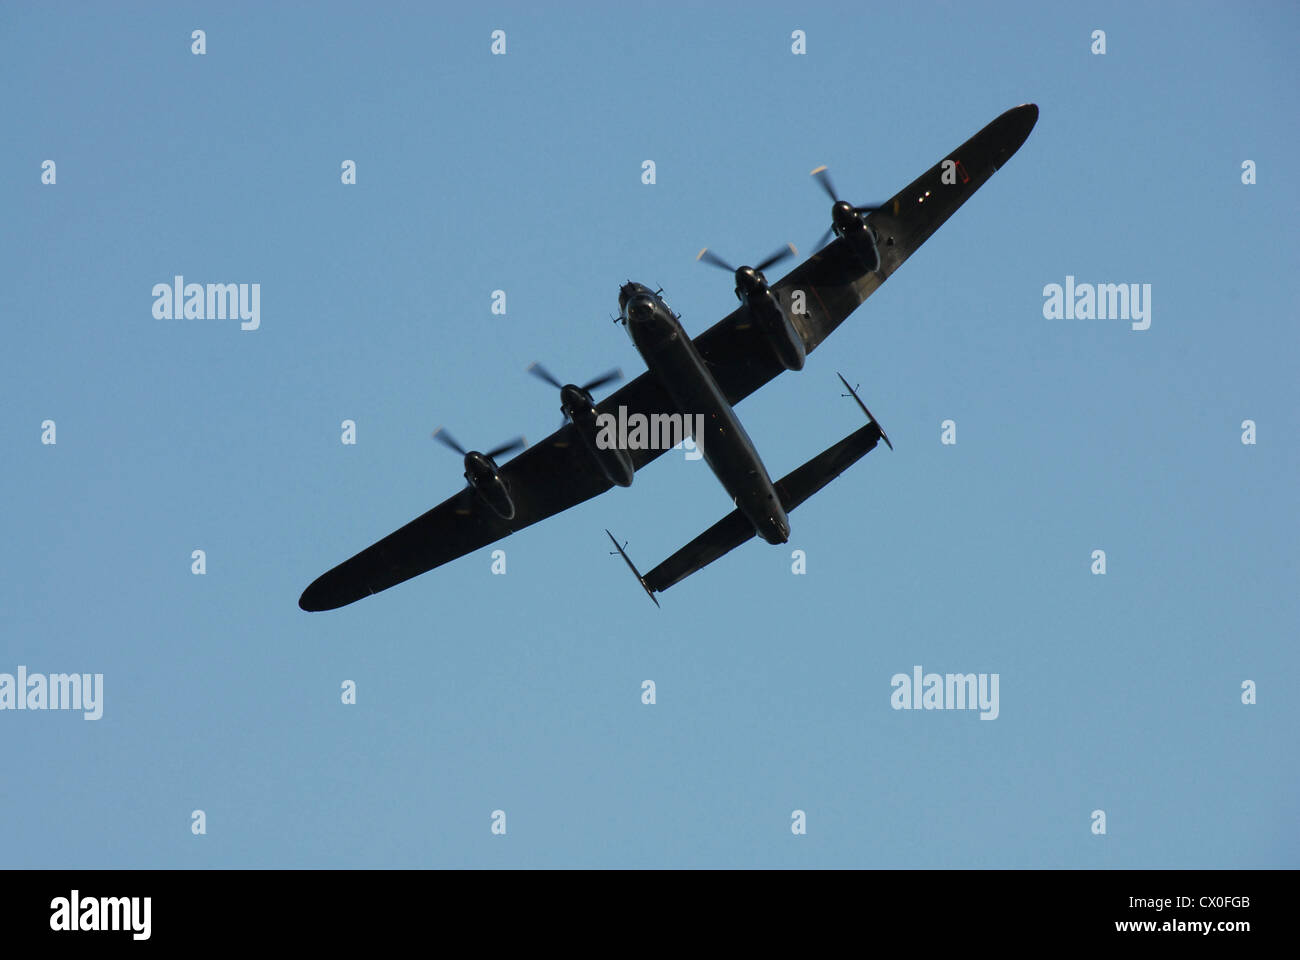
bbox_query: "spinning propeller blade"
[754,242,798,273]
[581,368,623,393]
[810,165,839,203]
[697,243,797,276]
[431,427,465,456]
[695,248,736,273]
[526,362,562,389]
[433,428,524,461]
[485,436,526,460]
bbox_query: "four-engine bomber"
[299,103,1040,611]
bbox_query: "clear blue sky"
[2,1,1295,868]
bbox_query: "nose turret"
[619,281,652,316]
[626,295,655,323]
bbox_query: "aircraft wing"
[299,429,618,610]
[688,102,1039,405]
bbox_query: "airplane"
[298,103,1039,611]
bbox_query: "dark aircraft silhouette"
[299,103,1039,611]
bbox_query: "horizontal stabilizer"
[774,420,884,513]
[643,509,755,595]
[637,382,888,599]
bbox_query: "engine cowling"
[571,406,634,487]
[463,452,517,520]
[751,291,806,371]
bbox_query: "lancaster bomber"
[299,103,1039,611]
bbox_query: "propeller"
[432,427,525,462]
[580,368,623,393]
[527,361,622,395]
[696,242,798,279]
[810,165,840,204]
[527,362,623,427]
[431,427,465,456]
[810,165,885,248]
[526,362,563,390]
[810,165,882,213]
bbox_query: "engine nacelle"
[751,291,806,371]
[470,476,516,520]
[463,452,517,520]
[572,407,634,487]
[832,199,881,274]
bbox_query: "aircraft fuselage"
[618,282,789,545]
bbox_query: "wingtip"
[299,581,334,612]
[995,103,1040,157]
[298,569,357,612]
